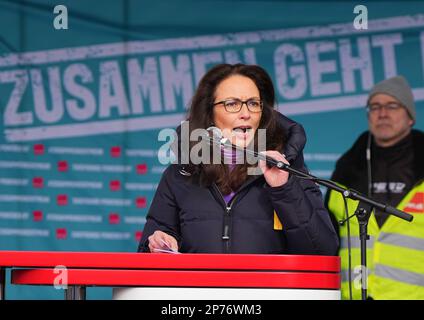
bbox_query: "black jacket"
[330,130,423,189]
[138,113,338,255]
[325,129,424,233]
[138,169,339,255]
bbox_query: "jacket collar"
[338,129,423,181]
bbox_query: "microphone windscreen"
[206,126,223,139]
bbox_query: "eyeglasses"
[367,102,403,113]
[213,98,263,113]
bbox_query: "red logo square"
[33,144,45,155]
[58,161,68,172]
[56,228,67,239]
[136,197,147,208]
[57,194,68,206]
[33,210,43,222]
[136,164,148,175]
[110,180,121,191]
[135,231,143,242]
[110,146,121,158]
[32,177,44,188]
[109,213,120,224]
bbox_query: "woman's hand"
[148,230,178,253]
[258,151,290,187]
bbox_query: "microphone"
[205,126,231,146]
[205,126,290,171]
[205,128,413,225]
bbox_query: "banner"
[0,0,423,298]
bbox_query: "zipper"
[212,183,239,253]
[211,174,263,252]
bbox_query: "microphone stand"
[206,133,414,300]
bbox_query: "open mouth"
[232,126,253,139]
[232,125,252,133]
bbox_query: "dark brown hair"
[184,63,286,194]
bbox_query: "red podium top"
[11,268,340,289]
[0,250,339,272]
[0,251,341,296]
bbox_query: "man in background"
[325,76,424,299]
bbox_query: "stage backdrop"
[0,0,423,298]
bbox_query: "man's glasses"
[213,98,263,113]
[367,102,403,113]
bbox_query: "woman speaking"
[138,63,338,255]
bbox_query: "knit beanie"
[368,75,416,123]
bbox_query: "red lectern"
[0,251,340,300]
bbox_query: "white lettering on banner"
[47,180,103,189]
[274,44,307,100]
[304,153,341,161]
[46,213,102,223]
[5,113,186,142]
[160,55,193,111]
[72,163,131,173]
[0,178,28,186]
[31,67,64,123]
[1,16,424,141]
[0,228,49,237]
[125,183,158,191]
[306,41,341,96]
[0,212,30,220]
[0,144,29,153]
[151,166,167,174]
[124,216,147,224]
[339,37,374,93]
[0,161,50,170]
[128,57,162,114]
[99,61,130,118]
[371,33,403,78]
[0,195,50,203]
[0,70,32,125]
[72,197,132,206]
[63,63,96,121]
[48,146,103,156]
[126,149,157,157]
[310,170,333,179]
[71,231,131,240]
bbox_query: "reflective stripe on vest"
[374,264,424,287]
[379,232,424,251]
[329,180,424,299]
[340,236,375,249]
[341,270,354,283]
[341,267,373,283]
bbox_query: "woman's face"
[213,75,262,148]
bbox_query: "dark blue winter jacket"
[138,112,338,255]
[138,164,339,255]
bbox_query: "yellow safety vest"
[328,180,424,300]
